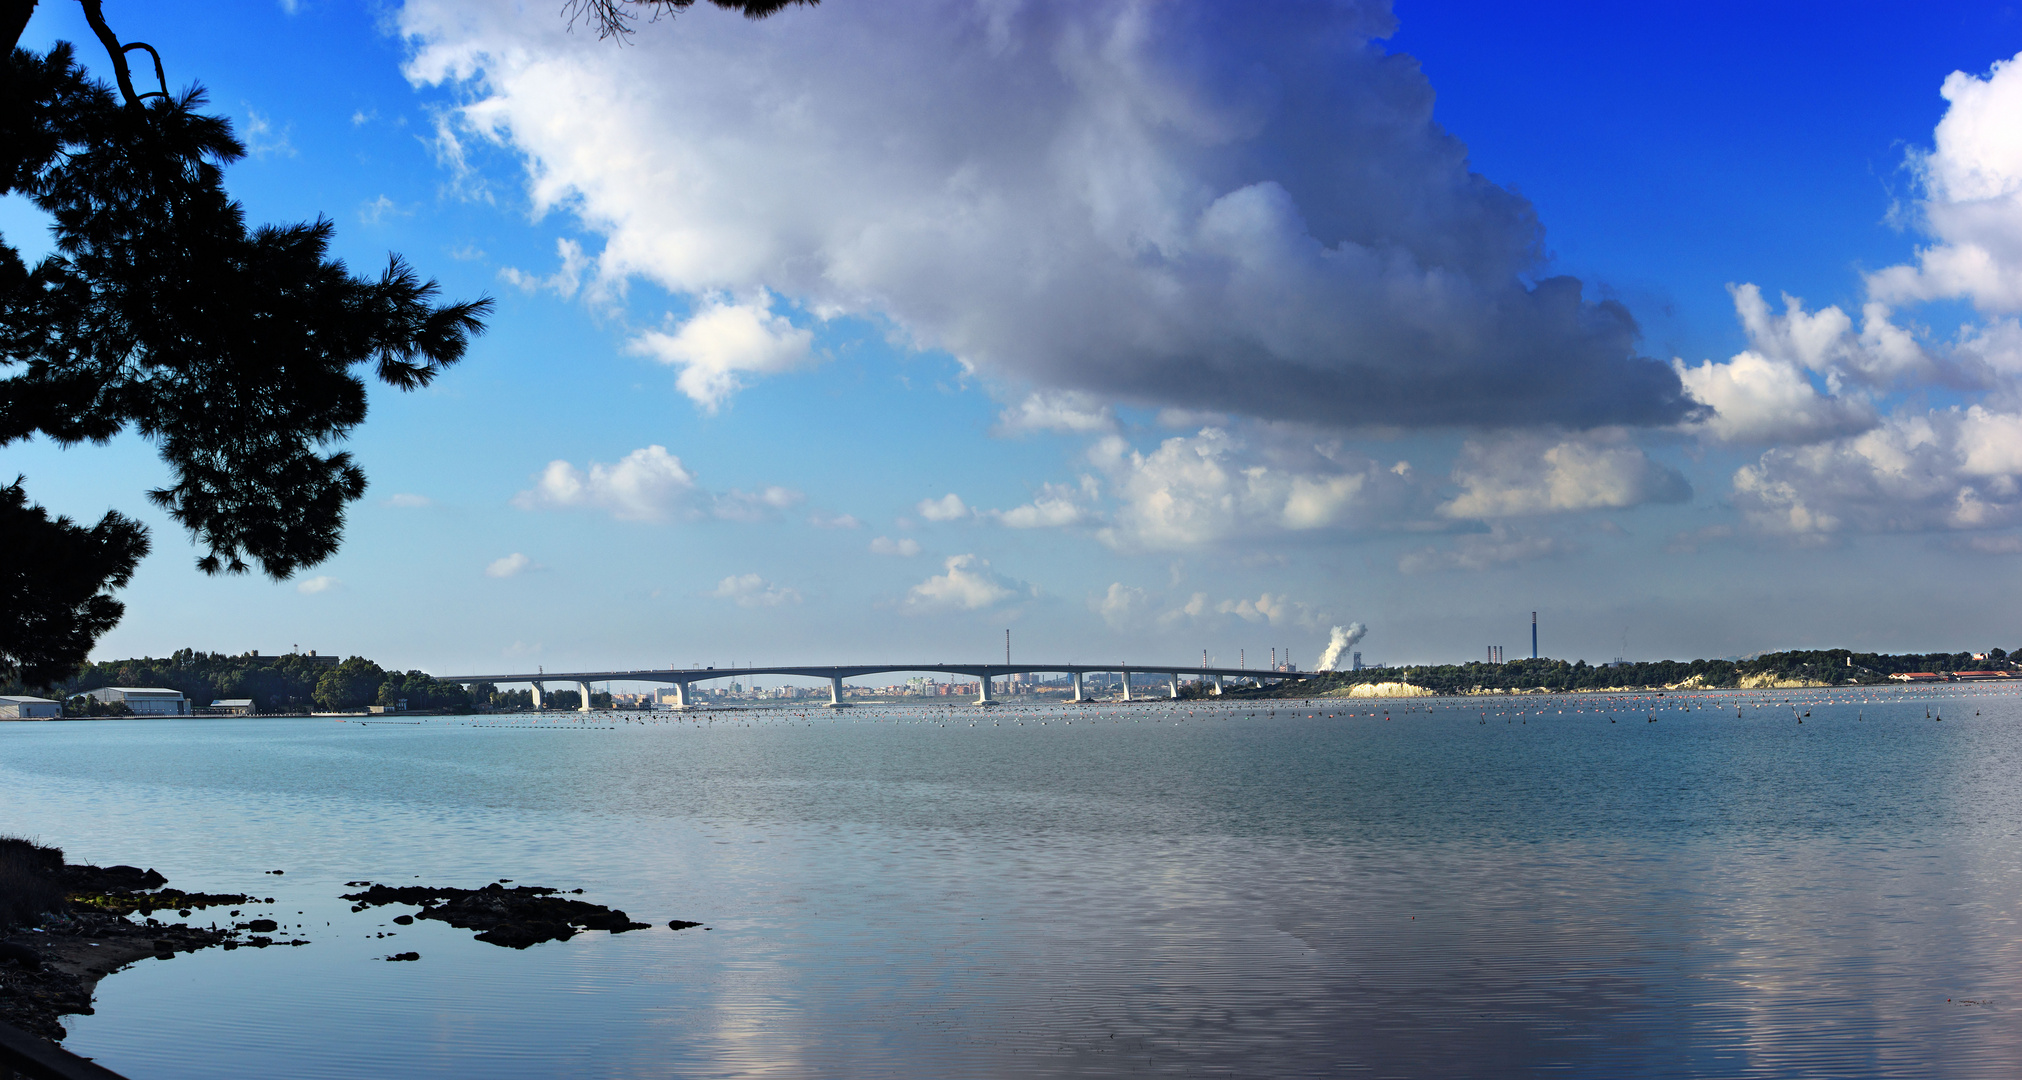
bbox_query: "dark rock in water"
[62,864,167,894]
[248,936,272,948]
[245,918,279,932]
[668,920,701,931]
[392,914,414,925]
[386,951,421,961]
[342,882,652,949]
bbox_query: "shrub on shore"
[0,836,68,931]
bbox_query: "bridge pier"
[576,682,593,713]
[530,681,544,710]
[1071,671,1084,703]
[828,675,847,707]
[1168,673,1180,699]
[1121,671,1133,701]
[1212,673,1224,696]
[976,675,995,706]
[671,681,689,708]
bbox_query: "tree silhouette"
[562,0,817,41]
[1,6,491,687]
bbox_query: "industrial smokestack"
[1316,623,1369,672]
[1532,612,1537,659]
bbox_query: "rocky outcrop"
[341,883,651,949]
[0,847,265,1041]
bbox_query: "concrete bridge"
[432,663,1321,710]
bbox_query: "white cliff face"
[1325,681,1435,698]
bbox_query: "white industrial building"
[0,695,60,719]
[80,687,189,716]
[209,699,255,715]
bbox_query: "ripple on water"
[1,687,2020,1077]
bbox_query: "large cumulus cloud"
[1869,52,2022,313]
[400,0,1692,427]
[1697,51,2022,542]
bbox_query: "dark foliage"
[1236,648,2017,698]
[563,0,817,40]
[16,648,473,714]
[1,33,490,685]
[0,835,66,932]
[0,478,148,687]
[314,656,386,711]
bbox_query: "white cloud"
[1965,535,2022,554]
[809,510,862,529]
[295,575,340,594]
[358,194,404,225]
[1211,592,1326,630]
[1674,350,1875,445]
[1731,405,2022,536]
[1869,53,2022,313]
[511,445,806,525]
[903,554,1024,612]
[995,391,1117,435]
[713,486,806,522]
[1089,427,1393,550]
[628,292,814,412]
[242,108,296,159]
[708,573,803,608]
[986,478,1099,529]
[515,445,700,521]
[399,0,1693,430]
[1140,589,1325,630]
[385,493,433,508]
[916,493,969,521]
[1092,582,1150,629]
[485,552,541,578]
[500,238,591,298]
[1399,526,1574,574]
[1439,432,1690,518]
[1730,284,1933,386]
[870,536,921,557]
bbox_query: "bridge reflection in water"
[432,663,1320,710]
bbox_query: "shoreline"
[0,851,263,1043]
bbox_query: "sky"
[8,0,2022,678]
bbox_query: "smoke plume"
[1316,623,1369,672]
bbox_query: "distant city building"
[0,695,60,719]
[80,687,189,715]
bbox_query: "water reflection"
[0,686,2017,1076]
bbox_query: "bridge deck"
[436,664,1321,685]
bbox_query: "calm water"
[4,686,2022,1078]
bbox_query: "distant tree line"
[1233,648,2015,698]
[1,649,486,713]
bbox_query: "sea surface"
[4,685,2022,1078]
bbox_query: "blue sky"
[9,0,2022,676]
